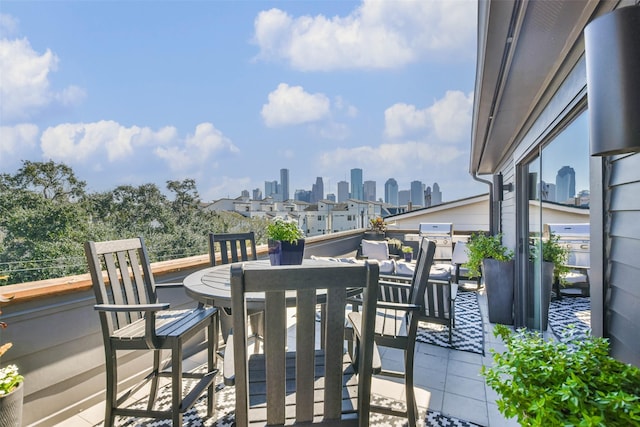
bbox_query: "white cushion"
[361,239,390,261]
[311,254,395,274]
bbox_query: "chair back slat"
[231,261,378,426]
[209,232,257,266]
[85,237,158,333]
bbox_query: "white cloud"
[0,14,19,36]
[0,17,86,122]
[253,0,476,71]
[203,176,252,201]
[155,123,239,171]
[0,123,39,157]
[261,83,330,127]
[0,38,58,121]
[384,103,429,139]
[384,90,473,142]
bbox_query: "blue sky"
[0,0,486,202]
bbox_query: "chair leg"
[207,314,217,417]
[171,342,183,426]
[404,345,418,427]
[147,349,161,411]
[104,348,117,427]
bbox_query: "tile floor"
[50,290,521,427]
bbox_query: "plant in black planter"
[401,245,413,262]
[529,232,570,330]
[464,232,515,324]
[364,217,387,240]
[0,295,23,427]
[267,217,305,265]
[483,324,640,426]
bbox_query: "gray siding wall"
[605,153,640,366]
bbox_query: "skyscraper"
[385,178,399,206]
[363,180,376,201]
[265,180,278,199]
[410,180,425,207]
[556,166,576,203]
[337,180,350,202]
[280,168,289,202]
[252,188,262,200]
[311,177,324,203]
[350,168,363,201]
[398,190,410,206]
[432,182,442,205]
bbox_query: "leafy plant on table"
[401,246,413,254]
[368,217,386,233]
[482,324,640,426]
[266,217,304,244]
[0,295,23,396]
[530,232,570,283]
[463,232,514,278]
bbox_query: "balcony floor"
[51,291,522,427]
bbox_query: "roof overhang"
[470,0,608,176]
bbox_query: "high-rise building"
[326,193,336,202]
[556,166,576,203]
[265,180,278,199]
[280,168,289,202]
[398,190,410,206]
[385,178,398,206]
[294,189,311,202]
[432,182,442,205]
[241,189,250,199]
[424,186,432,207]
[363,180,376,201]
[337,181,350,202]
[311,177,324,203]
[410,180,425,207]
[252,188,262,200]
[350,168,363,201]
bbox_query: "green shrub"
[482,324,640,426]
[266,217,304,243]
[464,232,514,278]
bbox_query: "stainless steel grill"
[544,223,590,267]
[418,223,454,261]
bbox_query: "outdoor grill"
[418,222,454,261]
[544,223,590,267]
[544,223,590,297]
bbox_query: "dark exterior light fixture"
[585,5,640,156]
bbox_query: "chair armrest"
[378,279,412,290]
[346,312,382,374]
[388,254,400,260]
[155,282,183,289]
[375,301,421,311]
[94,303,170,312]
[379,273,411,282]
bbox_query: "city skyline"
[257,166,445,206]
[1,1,487,202]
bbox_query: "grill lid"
[418,223,453,236]
[544,223,590,239]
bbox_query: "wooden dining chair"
[85,237,218,426]
[228,261,380,427]
[350,238,454,427]
[208,232,263,348]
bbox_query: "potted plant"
[483,324,640,426]
[464,232,515,324]
[364,217,386,240]
[530,232,569,329]
[267,217,305,265]
[0,295,23,427]
[401,245,413,262]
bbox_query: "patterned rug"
[113,372,482,427]
[416,291,485,355]
[548,296,591,343]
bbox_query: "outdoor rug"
[548,296,591,343]
[416,291,485,355]
[113,370,482,427]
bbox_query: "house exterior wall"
[475,2,639,366]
